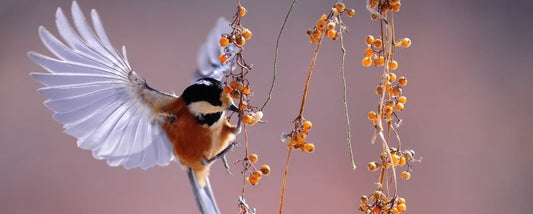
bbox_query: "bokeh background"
[2,0,533,213]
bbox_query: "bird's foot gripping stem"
[202,142,237,174]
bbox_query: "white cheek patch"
[188,101,225,115]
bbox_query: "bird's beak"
[229,103,239,112]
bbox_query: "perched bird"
[28,1,240,213]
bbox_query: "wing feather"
[30,2,176,169]
[193,18,237,81]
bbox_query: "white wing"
[29,1,176,170]
[193,18,238,81]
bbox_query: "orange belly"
[161,98,236,186]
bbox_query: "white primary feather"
[29,1,175,170]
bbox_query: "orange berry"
[248,175,259,185]
[377,56,385,66]
[242,115,253,124]
[369,0,379,8]
[219,36,229,47]
[373,39,383,48]
[320,14,328,21]
[296,133,306,144]
[249,153,258,163]
[242,28,252,40]
[249,117,257,125]
[229,80,238,89]
[392,154,400,165]
[360,195,369,203]
[364,47,374,57]
[334,2,346,13]
[398,76,408,86]
[397,197,406,204]
[392,2,402,12]
[312,29,322,38]
[326,29,337,39]
[219,54,228,63]
[398,96,407,104]
[331,7,339,15]
[242,86,251,95]
[303,120,313,130]
[389,0,400,5]
[309,37,319,44]
[390,207,400,214]
[223,86,232,94]
[397,203,407,212]
[389,60,398,70]
[375,84,384,95]
[372,206,381,214]
[260,164,271,175]
[367,161,378,171]
[401,38,411,48]
[347,9,356,17]
[398,156,406,166]
[239,7,247,17]
[303,143,315,153]
[395,103,404,111]
[384,106,394,115]
[288,138,298,147]
[362,57,372,67]
[389,72,397,82]
[401,171,411,180]
[253,170,263,178]
[326,22,336,30]
[316,19,327,30]
[365,35,375,44]
[235,36,246,47]
[367,111,377,120]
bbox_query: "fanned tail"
[187,168,221,214]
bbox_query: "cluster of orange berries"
[366,147,415,179]
[361,35,411,68]
[223,80,263,125]
[367,74,408,123]
[306,2,355,44]
[218,6,252,64]
[361,147,415,213]
[358,192,408,214]
[368,0,402,19]
[245,153,271,186]
[282,120,315,153]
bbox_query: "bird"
[28,1,241,214]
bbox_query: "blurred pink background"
[2,0,532,213]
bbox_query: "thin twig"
[298,34,324,117]
[278,148,293,214]
[338,27,356,170]
[261,0,297,111]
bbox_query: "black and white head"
[181,78,238,126]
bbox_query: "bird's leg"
[222,156,231,175]
[201,142,237,166]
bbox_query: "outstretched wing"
[29,1,176,170]
[193,18,238,81]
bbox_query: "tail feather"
[187,168,221,214]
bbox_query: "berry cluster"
[368,0,402,20]
[366,147,416,179]
[359,0,419,213]
[282,120,315,153]
[306,2,356,44]
[361,35,410,68]
[359,193,408,214]
[244,153,271,186]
